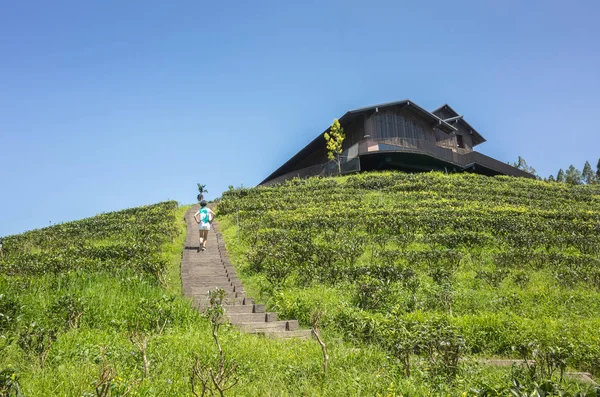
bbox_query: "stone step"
[186,276,235,283]
[194,296,255,307]
[189,284,244,293]
[191,291,246,301]
[185,273,232,280]
[227,312,277,324]
[190,274,238,280]
[190,281,243,290]
[239,321,288,332]
[189,286,245,296]
[188,268,233,274]
[238,319,298,332]
[224,304,265,314]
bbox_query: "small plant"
[418,320,465,380]
[92,348,137,397]
[354,275,394,311]
[511,270,530,287]
[136,295,175,334]
[0,368,22,397]
[50,294,85,330]
[514,340,574,384]
[324,119,345,175]
[385,318,418,377]
[311,307,328,379]
[190,289,238,397]
[17,323,57,368]
[129,331,151,378]
[94,363,116,397]
[0,294,22,333]
[475,269,509,288]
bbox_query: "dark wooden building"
[261,100,534,185]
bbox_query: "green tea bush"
[219,171,600,379]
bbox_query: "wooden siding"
[343,118,365,148]
[434,127,456,150]
[454,123,474,152]
[367,108,439,142]
[433,107,476,152]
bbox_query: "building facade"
[261,100,533,185]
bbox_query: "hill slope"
[0,201,415,396]
[218,172,600,387]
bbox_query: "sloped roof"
[432,104,486,146]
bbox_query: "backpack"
[200,208,210,223]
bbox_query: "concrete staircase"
[182,206,311,339]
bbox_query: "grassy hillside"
[218,172,600,394]
[0,201,421,396]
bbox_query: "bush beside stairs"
[182,206,312,339]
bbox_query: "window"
[456,135,465,149]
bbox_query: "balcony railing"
[263,138,533,185]
[359,138,533,178]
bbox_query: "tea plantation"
[217,171,600,395]
[0,200,460,396]
[1,173,600,396]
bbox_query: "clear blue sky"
[1,0,599,236]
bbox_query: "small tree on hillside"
[547,175,556,182]
[511,156,537,175]
[565,165,583,185]
[556,169,566,183]
[582,161,596,185]
[197,184,208,202]
[324,119,345,175]
[596,158,600,182]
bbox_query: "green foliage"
[512,156,537,176]
[0,368,22,397]
[4,183,600,395]
[219,171,600,386]
[0,295,22,334]
[17,322,57,368]
[324,119,345,174]
[49,294,85,330]
[191,289,238,397]
[566,165,583,185]
[0,201,178,285]
[557,169,566,183]
[468,378,600,397]
[197,183,208,202]
[583,161,596,185]
[2,199,468,396]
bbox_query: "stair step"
[190,286,244,295]
[190,290,236,297]
[195,296,254,305]
[227,312,277,324]
[224,304,265,314]
[195,299,245,310]
[239,321,289,332]
[238,319,298,332]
